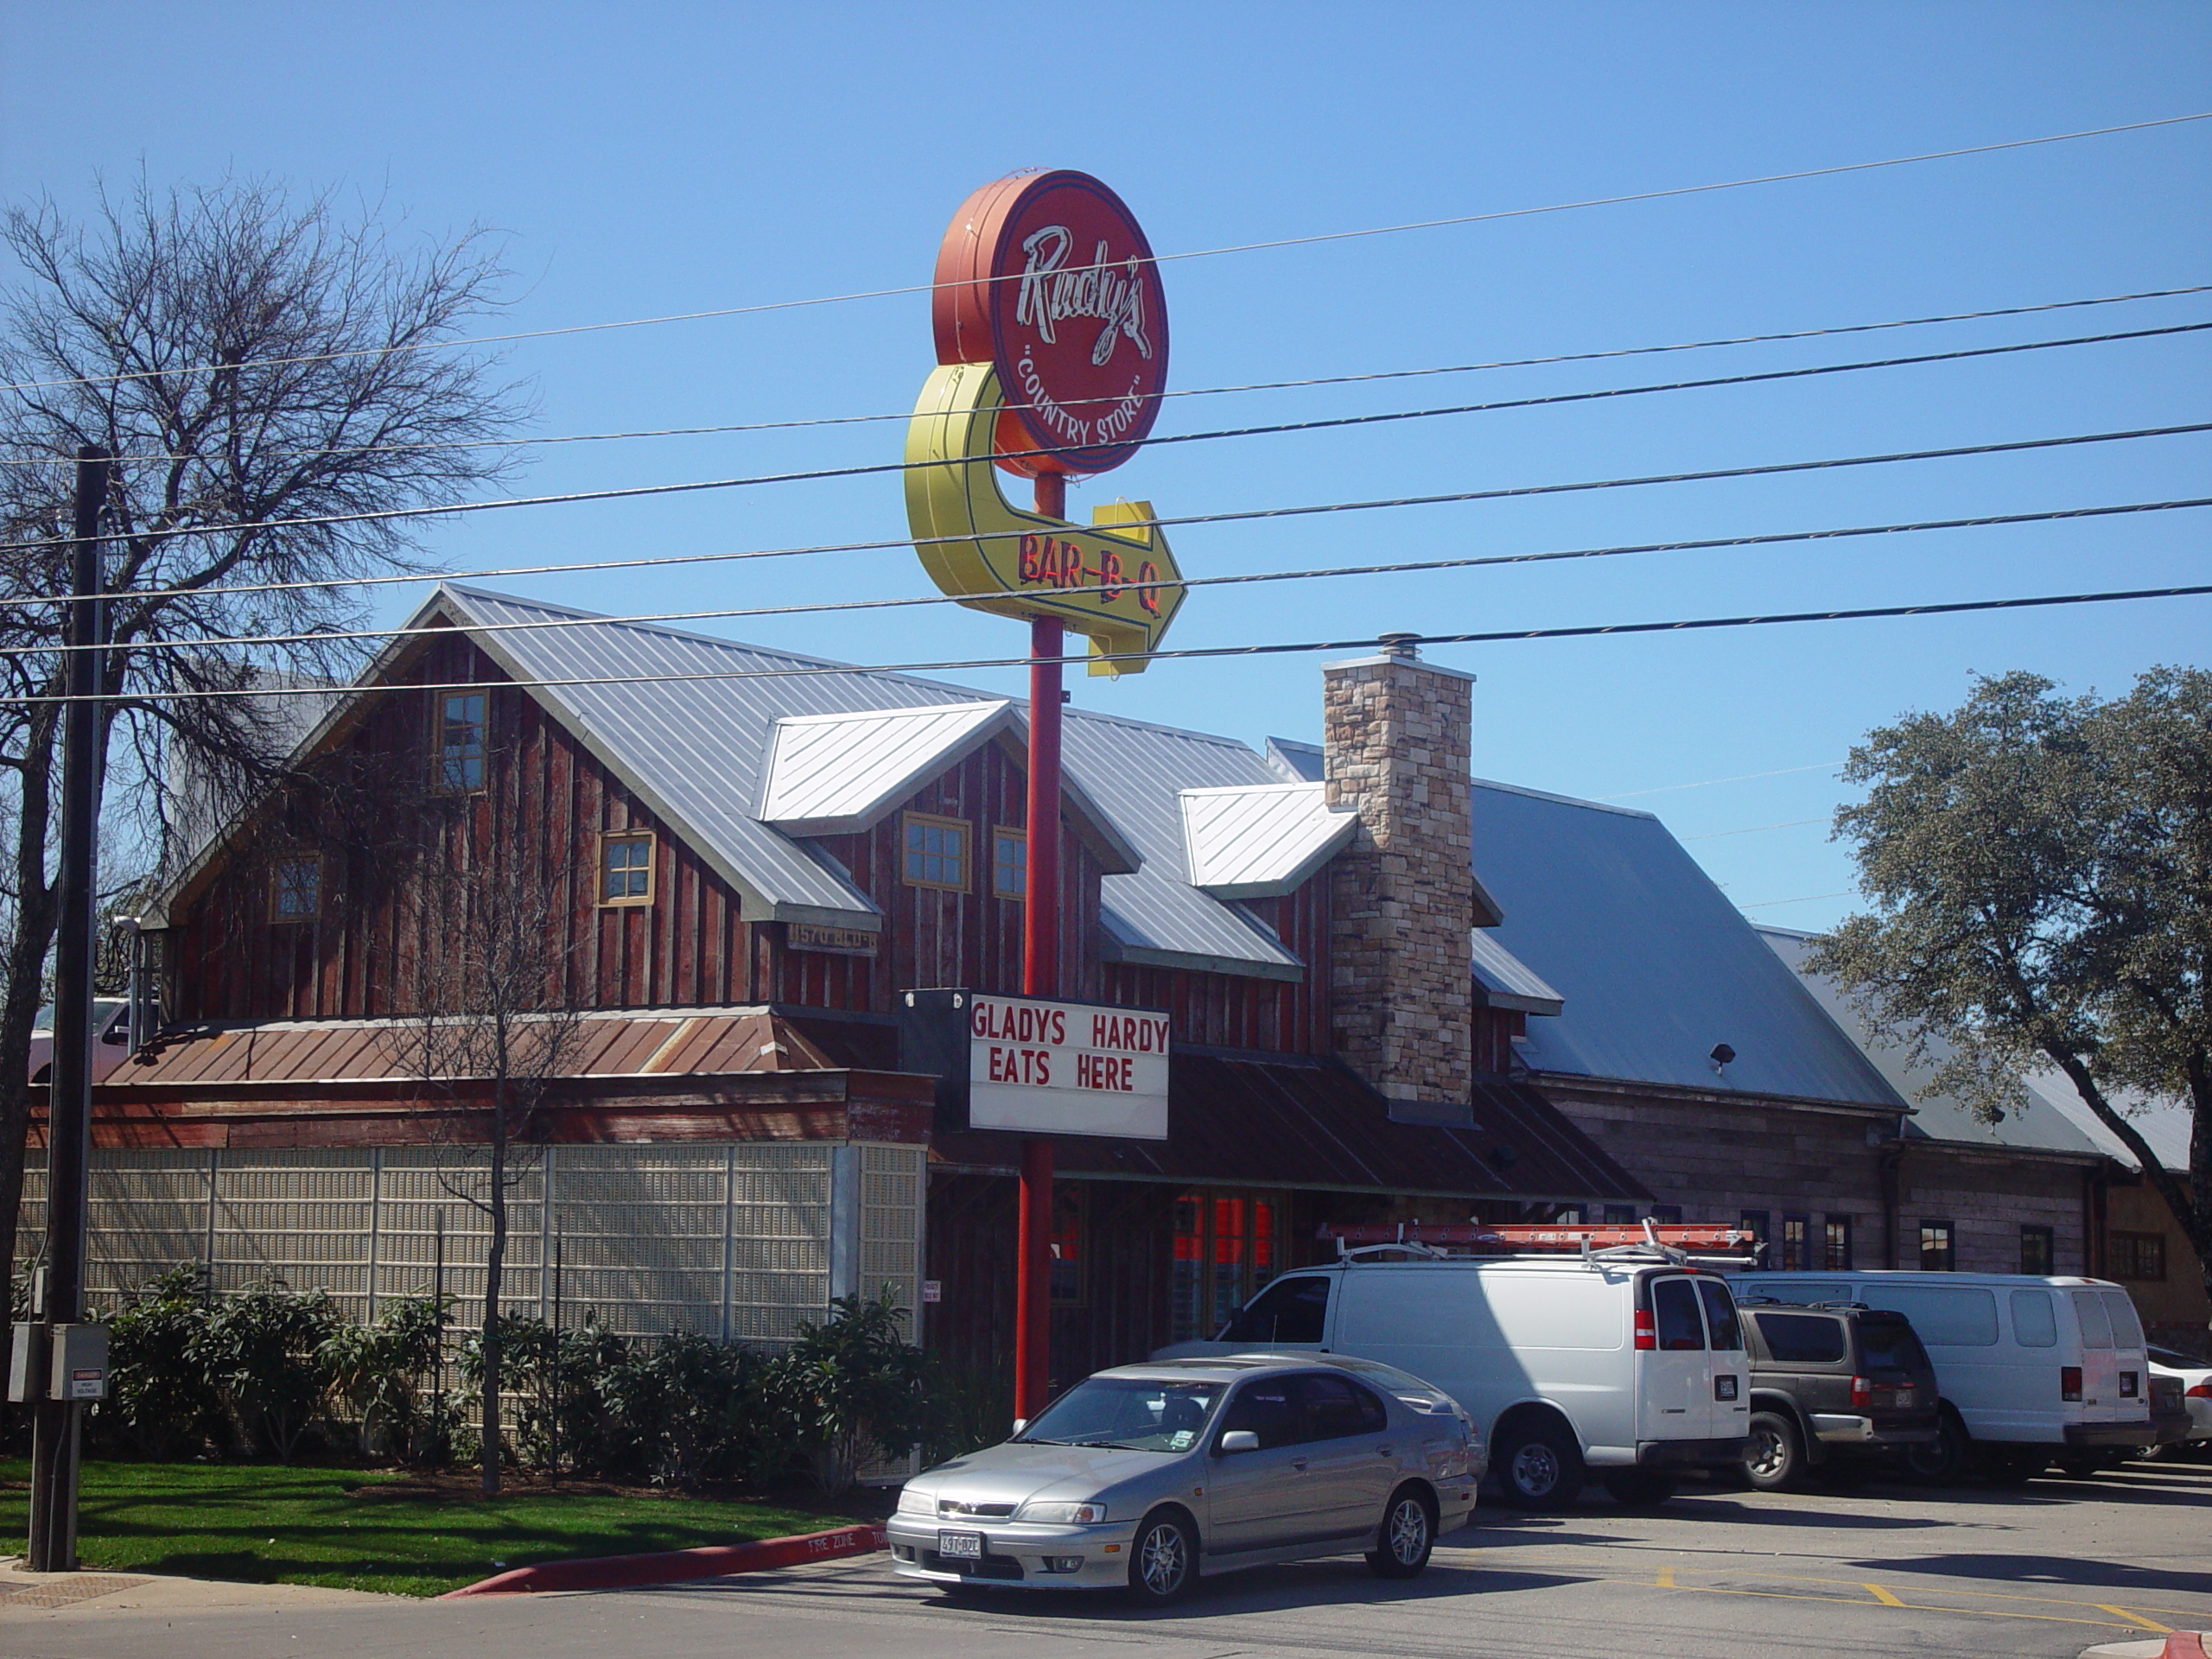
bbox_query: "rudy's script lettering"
[1014,226,1154,366]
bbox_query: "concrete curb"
[439,1522,888,1598]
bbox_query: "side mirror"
[1218,1429,1260,1455]
[1010,1419,1027,1436]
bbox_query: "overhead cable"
[8,581,2209,707]
[3,420,2205,616]
[4,319,2203,557]
[28,494,2209,659]
[4,111,2203,397]
[15,283,2206,469]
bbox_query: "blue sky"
[4,3,2206,927]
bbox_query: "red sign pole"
[1015,474,1065,1424]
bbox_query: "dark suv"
[1736,1301,1942,1489]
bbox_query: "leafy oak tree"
[0,176,524,1281]
[1808,668,2211,1300]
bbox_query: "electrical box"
[6,1321,48,1402]
[48,1324,108,1402]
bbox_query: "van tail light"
[2061,1366,2082,1402]
[1634,1309,1657,1351]
[1850,1376,1872,1410]
[2119,1370,2138,1399]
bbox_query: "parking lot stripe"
[1655,1567,1676,1588]
[1864,1583,1905,1606]
[2095,1605,2175,1632]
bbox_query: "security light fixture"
[1709,1043,1737,1075]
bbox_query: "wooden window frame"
[900,810,970,893]
[992,826,1027,901]
[2109,1230,2166,1281]
[599,830,656,907]
[1919,1220,1956,1273]
[268,854,322,925]
[2020,1224,2056,1275]
[434,690,489,794]
[1823,1214,1853,1271]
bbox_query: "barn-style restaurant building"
[26,582,2168,1390]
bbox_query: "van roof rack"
[1319,1220,1764,1267]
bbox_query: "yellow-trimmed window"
[601,831,655,906]
[436,691,487,791]
[992,828,1026,900]
[902,812,969,892]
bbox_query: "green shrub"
[95,1264,222,1459]
[767,1287,928,1496]
[195,1279,343,1461]
[602,1329,789,1488]
[321,1294,447,1461]
[461,1313,632,1475]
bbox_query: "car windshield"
[1016,1376,1227,1452]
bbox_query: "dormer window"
[436,692,486,791]
[270,855,321,923]
[902,812,969,892]
[601,831,655,906]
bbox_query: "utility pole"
[28,446,112,1573]
[1014,471,1065,1426]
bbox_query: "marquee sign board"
[896,988,1170,1141]
[932,170,1169,478]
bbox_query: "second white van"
[1729,1270,2155,1478]
[1154,1254,1751,1508]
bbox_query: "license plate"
[937,1530,984,1561]
[1894,1388,1916,1407]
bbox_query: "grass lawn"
[0,1459,863,1598]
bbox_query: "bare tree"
[393,823,584,1497]
[0,175,526,1277]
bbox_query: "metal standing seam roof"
[758,701,1014,836]
[183,583,1306,976]
[1469,928,1563,1017]
[1179,783,1358,899]
[1466,778,1907,1109]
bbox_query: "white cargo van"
[1730,1271,2155,1478]
[1154,1253,1751,1508]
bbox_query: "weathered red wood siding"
[1102,874,1330,1053]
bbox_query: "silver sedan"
[887,1354,1481,1604]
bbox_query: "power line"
[1681,817,1828,841]
[15,283,2205,469]
[3,421,2204,620]
[1738,891,1855,911]
[4,110,2202,398]
[5,319,2202,557]
[27,494,2208,659]
[9,580,2209,708]
[1602,760,1848,799]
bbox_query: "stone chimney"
[1323,634,1475,1114]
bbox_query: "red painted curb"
[439,1522,888,1597]
[2162,1635,2210,1659]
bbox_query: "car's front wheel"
[1366,1485,1436,1579]
[1127,1510,1198,1605]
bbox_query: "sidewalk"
[0,1555,395,1619]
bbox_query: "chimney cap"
[1376,632,1421,659]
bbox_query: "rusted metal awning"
[64,1008,933,1150]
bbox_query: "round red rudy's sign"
[932,170,1169,478]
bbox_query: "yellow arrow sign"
[906,361,1186,675]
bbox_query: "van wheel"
[1366,1484,1436,1578]
[1497,1417,1585,1510]
[1904,1409,1971,1485]
[1744,1411,1804,1491]
[1602,1471,1678,1507]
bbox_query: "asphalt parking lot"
[7,1459,2209,1659]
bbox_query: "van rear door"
[2071,1291,2120,1421]
[1639,1274,1714,1440]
